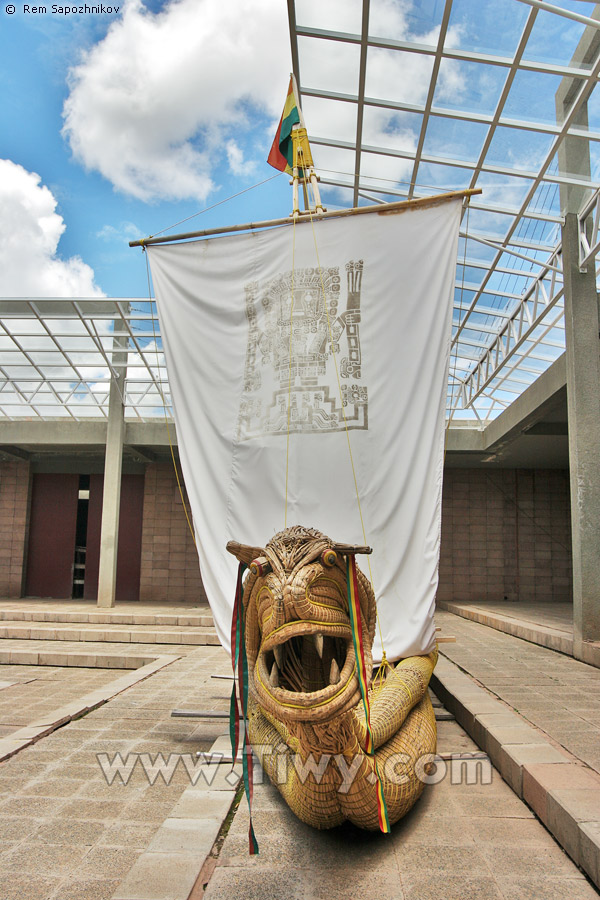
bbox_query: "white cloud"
[97,221,143,242]
[0,159,103,297]
[294,0,464,198]
[62,0,290,202]
[226,139,255,177]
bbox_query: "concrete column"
[556,23,600,655]
[561,214,600,653]
[97,315,128,608]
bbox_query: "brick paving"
[0,644,232,900]
[205,715,599,900]
[436,609,600,774]
[0,665,121,737]
[0,602,599,899]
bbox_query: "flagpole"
[129,189,482,248]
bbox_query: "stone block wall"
[139,463,207,603]
[438,468,572,603]
[0,461,30,597]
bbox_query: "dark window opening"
[73,474,90,598]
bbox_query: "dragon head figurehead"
[227,525,376,725]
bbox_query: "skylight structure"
[289,0,600,423]
[1,0,600,426]
[0,300,169,422]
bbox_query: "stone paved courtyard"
[204,716,599,900]
[0,605,598,900]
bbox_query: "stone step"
[0,608,214,628]
[0,621,220,646]
[432,653,600,892]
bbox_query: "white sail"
[148,198,461,662]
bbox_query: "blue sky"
[0,0,293,298]
[1,0,598,300]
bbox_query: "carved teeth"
[273,645,283,668]
[330,658,340,685]
[270,661,279,688]
[314,634,324,658]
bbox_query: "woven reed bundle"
[227,525,438,830]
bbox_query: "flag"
[267,75,301,174]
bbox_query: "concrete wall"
[438,469,572,604]
[0,461,30,598]
[139,463,207,604]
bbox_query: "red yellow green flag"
[267,76,301,175]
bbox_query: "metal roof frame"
[2,1,600,427]
[288,0,600,424]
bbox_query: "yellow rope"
[284,216,297,528]
[302,200,390,676]
[144,251,198,550]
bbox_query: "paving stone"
[402,875,503,900]
[0,874,64,900]
[495,876,600,900]
[203,867,307,900]
[0,817,45,841]
[1,796,69,817]
[49,877,123,900]
[78,847,143,878]
[450,790,534,818]
[498,742,569,796]
[22,776,86,798]
[394,843,489,875]
[112,850,204,900]
[147,816,222,854]
[98,821,162,849]
[1,840,90,874]
[478,843,576,877]
[293,867,400,900]
[463,815,552,845]
[546,787,600,866]
[32,819,107,845]
[580,821,600,886]
[170,790,234,821]
[391,812,477,846]
[522,762,599,823]
[60,799,127,820]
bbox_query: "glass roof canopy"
[290,0,600,423]
[1,0,600,426]
[0,299,170,423]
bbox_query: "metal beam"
[311,134,600,189]
[407,0,453,200]
[300,86,600,142]
[295,25,596,79]
[352,0,370,208]
[577,186,600,269]
[124,444,157,464]
[515,0,600,30]
[0,445,30,462]
[457,248,565,409]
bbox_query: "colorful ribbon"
[229,562,259,854]
[346,554,391,834]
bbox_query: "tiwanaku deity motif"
[227,526,438,830]
[238,262,368,441]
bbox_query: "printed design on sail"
[237,260,368,440]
